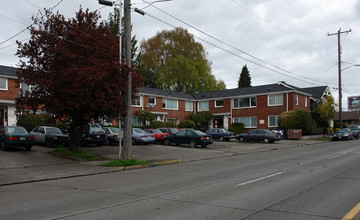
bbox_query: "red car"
[144,129,170,143]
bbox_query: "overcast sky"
[1,0,359,110]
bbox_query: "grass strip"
[52,147,101,162]
[101,158,149,167]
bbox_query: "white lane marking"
[236,171,285,186]
[328,153,346,159]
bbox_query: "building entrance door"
[0,109,4,126]
[214,118,224,128]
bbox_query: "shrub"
[164,121,177,128]
[278,110,312,135]
[17,113,57,132]
[178,120,197,129]
[149,120,165,129]
[228,122,245,134]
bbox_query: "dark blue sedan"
[163,129,213,148]
[0,126,35,151]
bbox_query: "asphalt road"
[1,140,360,219]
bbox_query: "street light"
[99,0,126,160]
[338,63,360,129]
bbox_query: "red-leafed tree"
[16,8,142,151]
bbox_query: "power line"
[138,1,336,86]
[0,0,64,46]
[137,9,336,86]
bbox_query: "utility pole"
[99,0,132,159]
[122,0,132,159]
[328,28,351,129]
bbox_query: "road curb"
[118,159,181,170]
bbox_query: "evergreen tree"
[238,65,251,88]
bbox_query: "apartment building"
[1,65,330,130]
[133,82,315,130]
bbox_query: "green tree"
[105,7,140,68]
[312,96,335,134]
[135,110,155,126]
[189,111,213,130]
[238,65,251,88]
[278,110,313,135]
[139,27,226,93]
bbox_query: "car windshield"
[192,130,206,136]
[151,129,162,133]
[7,126,28,135]
[169,128,179,133]
[89,124,104,132]
[109,127,120,133]
[134,128,147,134]
[336,129,347,133]
[46,127,62,134]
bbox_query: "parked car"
[132,128,155,144]
[236,129,281,143]
[333,128,353,141]
[163,129,213,148]
[103,127,121,145]
[30,126,69,147]
[158,127,180,135]
[144,129,169,143]
[0,126,34,151]
[206,128,234,141]
[82,123,107,146]
[347,125,359,139]
[63,123,107,146]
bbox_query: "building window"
[296,94,299,105]
[131,96,141,107]
[215,100,224,107]
[198,101,209,111]
[132,117,142,126]
[268,115,279,127]
[0,78,8,91]
[234,97,256,108]
[162,99,178,110]
[165,118,178,125]
[185,101,193,111]
[268,94,283,106]
[234,116,257,128]
[305,97,308,107]
[149,96,156,105]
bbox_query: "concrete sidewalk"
[0,139,322,186]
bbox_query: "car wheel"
[225,139,230,141]
[239,137,244,142]
[97,143,103,147]
[105,139,110,145]
[219,137,224,141]
[163,139,170,146]
[202,144,207,148]
[0,141,7,151]
[25,145,32,151]
[132,139,136,145]
[264,138,270,143]
[189,141,196,148]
